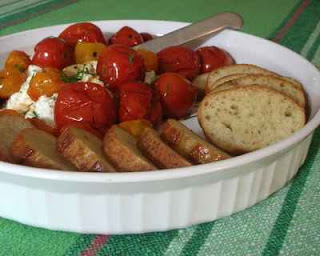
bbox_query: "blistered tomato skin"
[157,46,201,80]
[31,37,74,70]
[119,81,162,125]
[59,22,107,48]
[196,46,235,74]
[155,73,197,119]
[109,26,143,47]
[97,44,145,90]
[54,82,116,133]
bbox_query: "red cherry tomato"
[54,82,116,133]
[157,46,200,80]
[140,32,154,42]
[32,37,74,70]
[155,73,197,119]
[109,26,143,47]
[97,44,145,90]
[196,46,235,74]
[119,81,162,125]
[59,22,107,48]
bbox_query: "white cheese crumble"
[25,94,57,126]
[144,71,157,85]
[6,65,42,114]
[62,61,104,86]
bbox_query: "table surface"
[0,0,319,255]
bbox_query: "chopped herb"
[32,111,38,118]
[14,64,25,72]
[128,53,135,64]
[61,65,94,83]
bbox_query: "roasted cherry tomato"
[74,42,107,64]
[136,49,158,72]
[155,73,197,119]
[157,46,200,80]
[109,26,143,47]
[140,32,154,42]
[0,67,27,99]
[5,50,31,72]
[55,82,116,133]
[119,81,162,125]
[59,22,107,48]
[97,44,145,90]
[27,68,62,101]
[32,37,74,70]
[196,46,235,74]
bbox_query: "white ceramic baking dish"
[0,20,319,235]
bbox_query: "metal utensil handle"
[135,12,243,53]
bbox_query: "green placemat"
[0,0,319,255]
[0,0,77,29]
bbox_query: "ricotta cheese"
[6,65,42,113]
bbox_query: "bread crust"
[11,128,76,170]
[205,64,276,94]
[0,114,34,163]
[160,119,230,164]
[137,127,192,169]
[103,126,156,172]
[58,127,115,172]
[212,74,306,109]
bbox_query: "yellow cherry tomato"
[0,67,27,99]
[27,68,62,101]
[119,119,152,138]
[5,50,31,72]
[74,42,107,64]
[136,49,159,72]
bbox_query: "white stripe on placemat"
[163,228,195,256]
[301,21,320,57]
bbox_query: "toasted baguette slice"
[282,76,303,90]
[0,113,34,162]
[212,74,306,108]
[58,127,115,172]
[205,64,276,94]
[161,119,230,164]
[11,128,76,170]
[138,127,192,169]
[103,125,156,172]
[212,73,249,88]
[198,86,306,155]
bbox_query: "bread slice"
[103,125,156,172]
[281,76,303,90]
[211,73,249,88]
[212,74,306,108]
[11,128,76,170]
[160,119,230,164]
[137,127,192,169]
[57,127,115,172]
[198,86,306,155]
[0,113,34,162]
[205,64,276,94]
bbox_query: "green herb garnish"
[128,53,135,64]
[14,64,25,72]
[61,65,93,83]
